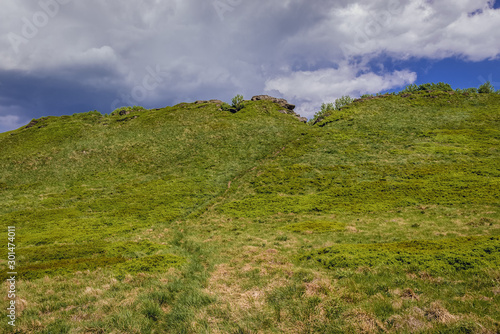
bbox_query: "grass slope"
[0,92,499,333]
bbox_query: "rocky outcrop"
[251,95,295,111]
[25,117,48,129]
[25,119,40,129]
[251,95,306,123]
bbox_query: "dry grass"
[424,301,457,324]
[204,247,294,319]
[388,307,432,333]
[344,309,387,333]
[200,244,340,332]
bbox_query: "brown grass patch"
[407,271,444,284]
[401,288,420,301]
[346,225,360,233]
[344,309,386,333]
[201,246,337,330]
[304,277,334,297]
[84,286,103,296]
[387,307,431,333]
[424,301,457,323]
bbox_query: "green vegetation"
[0,86,499,333]
[301,236,500,274]
[111,105,147,115]
[478,81,496,94]
[231,94,245,111]
[282,220,346,233]
[310,95,354,124]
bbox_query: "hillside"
[1,92,499,333]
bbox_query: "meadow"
[0,89,499,333]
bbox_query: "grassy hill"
[0,92,499,333]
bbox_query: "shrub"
[400,84,419,93]
[115,254,185,274]
[220,102,232,111]
[418,82,453,92]
[310,103,334,124]
[310,96,353,124]
[301,236,500,275]
[231,94,245,111]
[112,106,146,115]
[322,102,335,111]
[334,95,354,110]
[456,87,478,94]
[478,81,495,94]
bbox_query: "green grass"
[282,220,346,233]
[217,92,500,218]
[1,92,499,333]
[300,236,500,274]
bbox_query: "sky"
[1,0,500,133]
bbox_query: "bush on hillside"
[478,81,495,94]
[220,102,232,111]
[401,84,419,93]
[456,87,478,94]
[112,106,146,115]
[309,103,335,124]
[310,96,353,124]
[231,94,245,111]
[418,82,453,92]
[335,95,354,110]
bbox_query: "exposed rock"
[194,100,208,104]
[251,95,295,111]
[251,95,309,123]
[209,99,223,104]
[25,119,39,129]
[25,117,48,129]
[118,109,131,116]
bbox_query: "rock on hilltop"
[251,95,307,123]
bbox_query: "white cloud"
[265,65,417,118]
[0,114,28,133]
[333,0,500,60]
[2,1,499,72]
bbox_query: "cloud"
[68,46,118,67]
[0,114,29,133]
[265,65,417,117]
[333,0,500,61]
[0,0,500,131]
